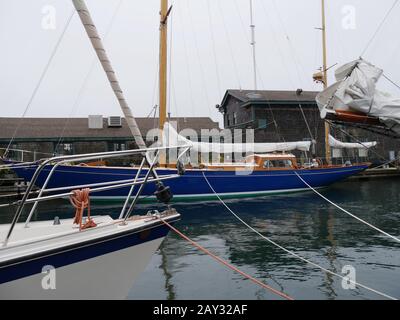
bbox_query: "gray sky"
[1,0,399,125]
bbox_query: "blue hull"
[7,162,368,201]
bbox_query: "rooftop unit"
[88,115,103,129]
[108,116,122,128]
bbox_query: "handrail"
[3,144,191,245]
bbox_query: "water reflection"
[1,179,399,300]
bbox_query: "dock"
[0,177,30,200]
[349,167,400,180]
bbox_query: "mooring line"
[159,218,294,300]
[294,172,400,244]
[201,172,397,300]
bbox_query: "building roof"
[0,117,220,141]
[221,89,319,107]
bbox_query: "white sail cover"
[163,122,311,153]
[329,135,376,149]
[316,58,400,133]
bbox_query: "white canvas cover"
[162,122,311,153]
[316,59,400,133]
[328,135,376,149]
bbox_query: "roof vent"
[246,92,262,99]
[88,115,103,129]
[108,116,122,127]
[296,88,303,96]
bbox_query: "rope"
[159,217,294,300]
[4,9,76,157]
[361,0,400,56]
[201,172,397,300]
[69,188,96,231]
[294,172,400,244]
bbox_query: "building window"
[226,114,230,127]
[57,143,73,155]
[112,143,126,151]
[63,143,72,152]
[332,148,342,158]
[359,148,368,158]
[233,112,237,125]
[258,119,267,129]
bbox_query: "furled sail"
[163,122,311,153]
[72,0,146,149]
[316,58,400,134]
[329,135,376,149]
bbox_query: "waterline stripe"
[202,172,397,301]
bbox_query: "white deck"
[0,213,177,263]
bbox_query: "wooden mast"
[321,0,332,164]
[158,0,169,165]
[159,0,168,132]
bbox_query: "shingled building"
[217,89,400,164]
[0,116,220,163]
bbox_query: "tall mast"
[249,0,257,91]
[72,0,146,149]
[159,0,168,131]
[321,0,331,164]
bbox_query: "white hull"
[0,237,164,299]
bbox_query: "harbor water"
[1,179,399,300]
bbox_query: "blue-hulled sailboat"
[1,0,372,203]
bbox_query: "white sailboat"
[0,0,184,299]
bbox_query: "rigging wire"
[159,217,294,300]
[294,172,400,244]
[230,0,284,142]
[175,1,196,117]
[383,73,400,91]
[329,122,394,164]
[185,0,212,115]
[216,0,242,90]
[258,0,316,142]
[54,0,124,154]
[206,0,222,95]
[361,0,400,57]
[4,8,76,157]
[201,172,397,300]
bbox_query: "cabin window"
[263,159,293,168]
